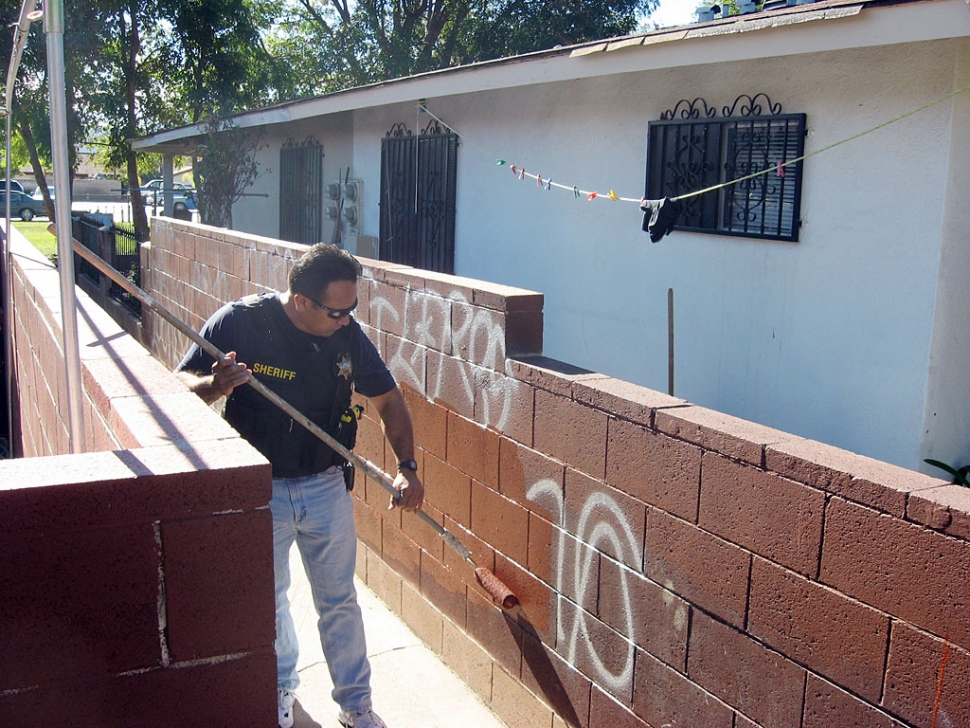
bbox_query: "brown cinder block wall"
[1,232,276,726]
[146,218,970,728]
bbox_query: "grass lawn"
[13,220,57,258]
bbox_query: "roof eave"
[132,0,963,154]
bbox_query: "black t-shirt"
[178,292,395,476]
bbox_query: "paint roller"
[62,230,519,610]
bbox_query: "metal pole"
[667,287,674,397]
[3,0,43,457]
[45,0,85,453]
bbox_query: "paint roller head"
[475,567,519,610]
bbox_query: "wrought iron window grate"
[646,94,806,242]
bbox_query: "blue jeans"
[271,468,372,712]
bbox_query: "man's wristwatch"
[397,459,418,472]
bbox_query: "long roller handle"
[65,232,518,607]
[67,235,473,561]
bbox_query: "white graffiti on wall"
[527,478,641,693]
[370,289,522,430]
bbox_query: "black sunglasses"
[304,294,358,319]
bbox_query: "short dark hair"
[288,243,362,300]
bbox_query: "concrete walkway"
[284,546,508,728]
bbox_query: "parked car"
[139,179,197,211]
[2,190,48,221]
[0,180,25,193]
[31,186,54,201]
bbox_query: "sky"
[649,0,702,28]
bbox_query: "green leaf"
[924,459,970,488]
[925,459,959,478]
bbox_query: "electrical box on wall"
[328,177,362,247]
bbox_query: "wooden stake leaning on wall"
[668,287,675,397]
[61,229,520,611]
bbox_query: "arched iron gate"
[379,119,457,274]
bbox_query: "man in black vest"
[177,243,423,728]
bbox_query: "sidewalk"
[284,546,509,728]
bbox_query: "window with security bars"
[279,137,324,245]
[646,95,806,242]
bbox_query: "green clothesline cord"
[418,77,970,204]
[673,79,970,201]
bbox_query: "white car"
[140,179,197,211]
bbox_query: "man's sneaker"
[278,688,295,728]
[338,708,388,728]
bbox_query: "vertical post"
[162,153,174,217]
[45,0,85,452]
[667,288,675,397]
[4,1,44,457]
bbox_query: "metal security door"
[379,120,457,274]
[279,137,324,245]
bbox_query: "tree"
[0,132,28,175]
[194,115,263,229]
[271,0,658,94]
[163,0,285,123]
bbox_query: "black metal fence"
[71,213,142,317]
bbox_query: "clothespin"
[510,165,517,175]
[518,167,526,180]
[587,191,598,201]
[496,159,506,166]
[544,178,552,191]
[776,161,785,178]
[608,190,618,201]
[536,174,543,188]
[573,186,580,199]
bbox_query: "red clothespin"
[776,161,785,178]
[587,191,598,201]
[510,165,517,175]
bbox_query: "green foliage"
[0,132,32,177]
[924,459,970,489]
[271,0,658,93]
[195,115,264,229]
[0,0,663,227]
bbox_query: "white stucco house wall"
[134,0,970,474]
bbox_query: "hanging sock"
[640,197,683,243]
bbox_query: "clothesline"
[418,78,970,205]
